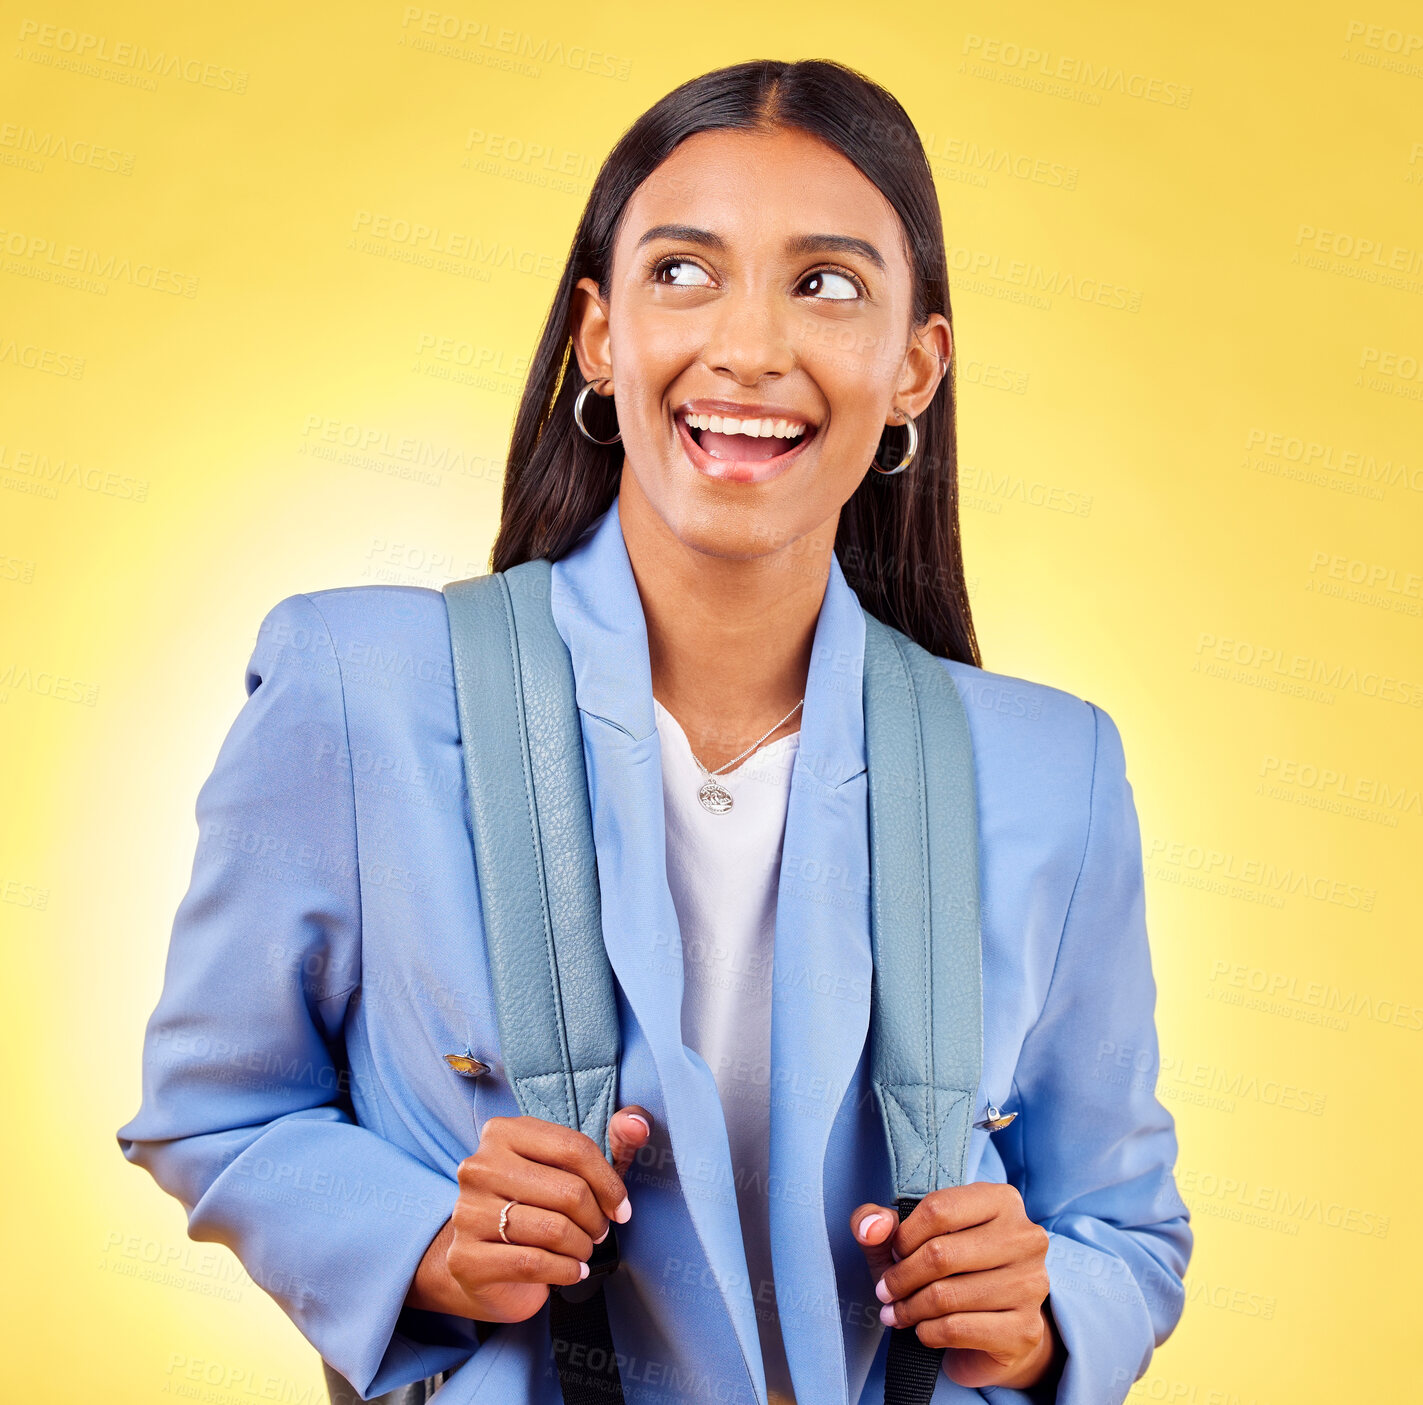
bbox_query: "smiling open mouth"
[684,412,809,461]
[675,408,817,483]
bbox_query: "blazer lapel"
[767,558,873,1405]
[549,496,875,1405]
[549,497,768,1404]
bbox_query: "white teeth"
[683,412,809,439]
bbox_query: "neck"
[616,468,833,772]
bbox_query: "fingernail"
[859,1212,889,1240]
[878,1303,896,1327]
[623,1113,650,1136]
[874,1277,893,1304]
[594,1225,609,1244]
[613,1197,632,1224]
[579,1261,590,1280]
[890,1245,902,1263]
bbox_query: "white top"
[654,697,800,1405]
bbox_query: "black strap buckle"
[553,1223,619,1304]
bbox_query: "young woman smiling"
[118,60,1191,1405]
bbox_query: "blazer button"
[444,1050,490,1078]
[973,1101,1018,1132]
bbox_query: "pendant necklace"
[689,698,803,814]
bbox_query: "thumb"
[609,1104,653,1177]
[851,1203,901,1285]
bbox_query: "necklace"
[688,698,804,814]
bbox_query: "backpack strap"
[862,611,985,1405]
[443,558,620,1151]
[442,558,626,1405]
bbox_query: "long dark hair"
[491,59,980,667]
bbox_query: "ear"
[890,311,952,424]
[570,276,614,389]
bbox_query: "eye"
[800,269,863,301]
[652,257,713,287]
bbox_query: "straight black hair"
[491,58,981,667]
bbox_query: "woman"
[117,59,1191,1405]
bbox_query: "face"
[569,124,951,562]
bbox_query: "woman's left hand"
[851,1183,1061,1393]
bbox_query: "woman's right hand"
[405,1105,653,1324]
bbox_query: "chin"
[656,474,837,568]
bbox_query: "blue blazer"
[117,495,1191,1405]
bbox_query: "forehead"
[615,125,907,264]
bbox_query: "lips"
[674,405,818,485]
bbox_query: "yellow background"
[3,1,1419,1400]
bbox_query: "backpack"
[427,557,983,1405]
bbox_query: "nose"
[700,285,796,386]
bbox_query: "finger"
[913,1307,1045,1356]
[878,1263,1045,1329]
[892,1183,1013,1259]
[460,1148,609,1241]
[609,1105,653,1179]
[491,1199,595,1263]
[448,1237,591,1292]
[851,1203,900,1283]
[479,1116,632,1226]
[877,1222,1019,1302]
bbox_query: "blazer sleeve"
[994,702,1193,1405]
[114,592,474,1398]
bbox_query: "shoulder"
[939,656,1116,753]
[263,583,452,649]
[247,585,456,688]
[937,657,1129,823]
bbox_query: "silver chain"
[690,698,804,780]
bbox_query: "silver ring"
[498,1199,517,1245]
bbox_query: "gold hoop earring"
[573,380,621,445]
[871,414,918,476]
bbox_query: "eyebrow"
[636,224,886,271]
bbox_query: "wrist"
[404,1218,474,1318]
[997,1301,1063,1392]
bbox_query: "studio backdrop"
[2,2,1418,1401]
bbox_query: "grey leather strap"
[442,559,620,1155]
[862,612,984,1201]
[864,613,985,1405]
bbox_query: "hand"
[405,1105,653,1323]
[852,1183,1061,1393]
